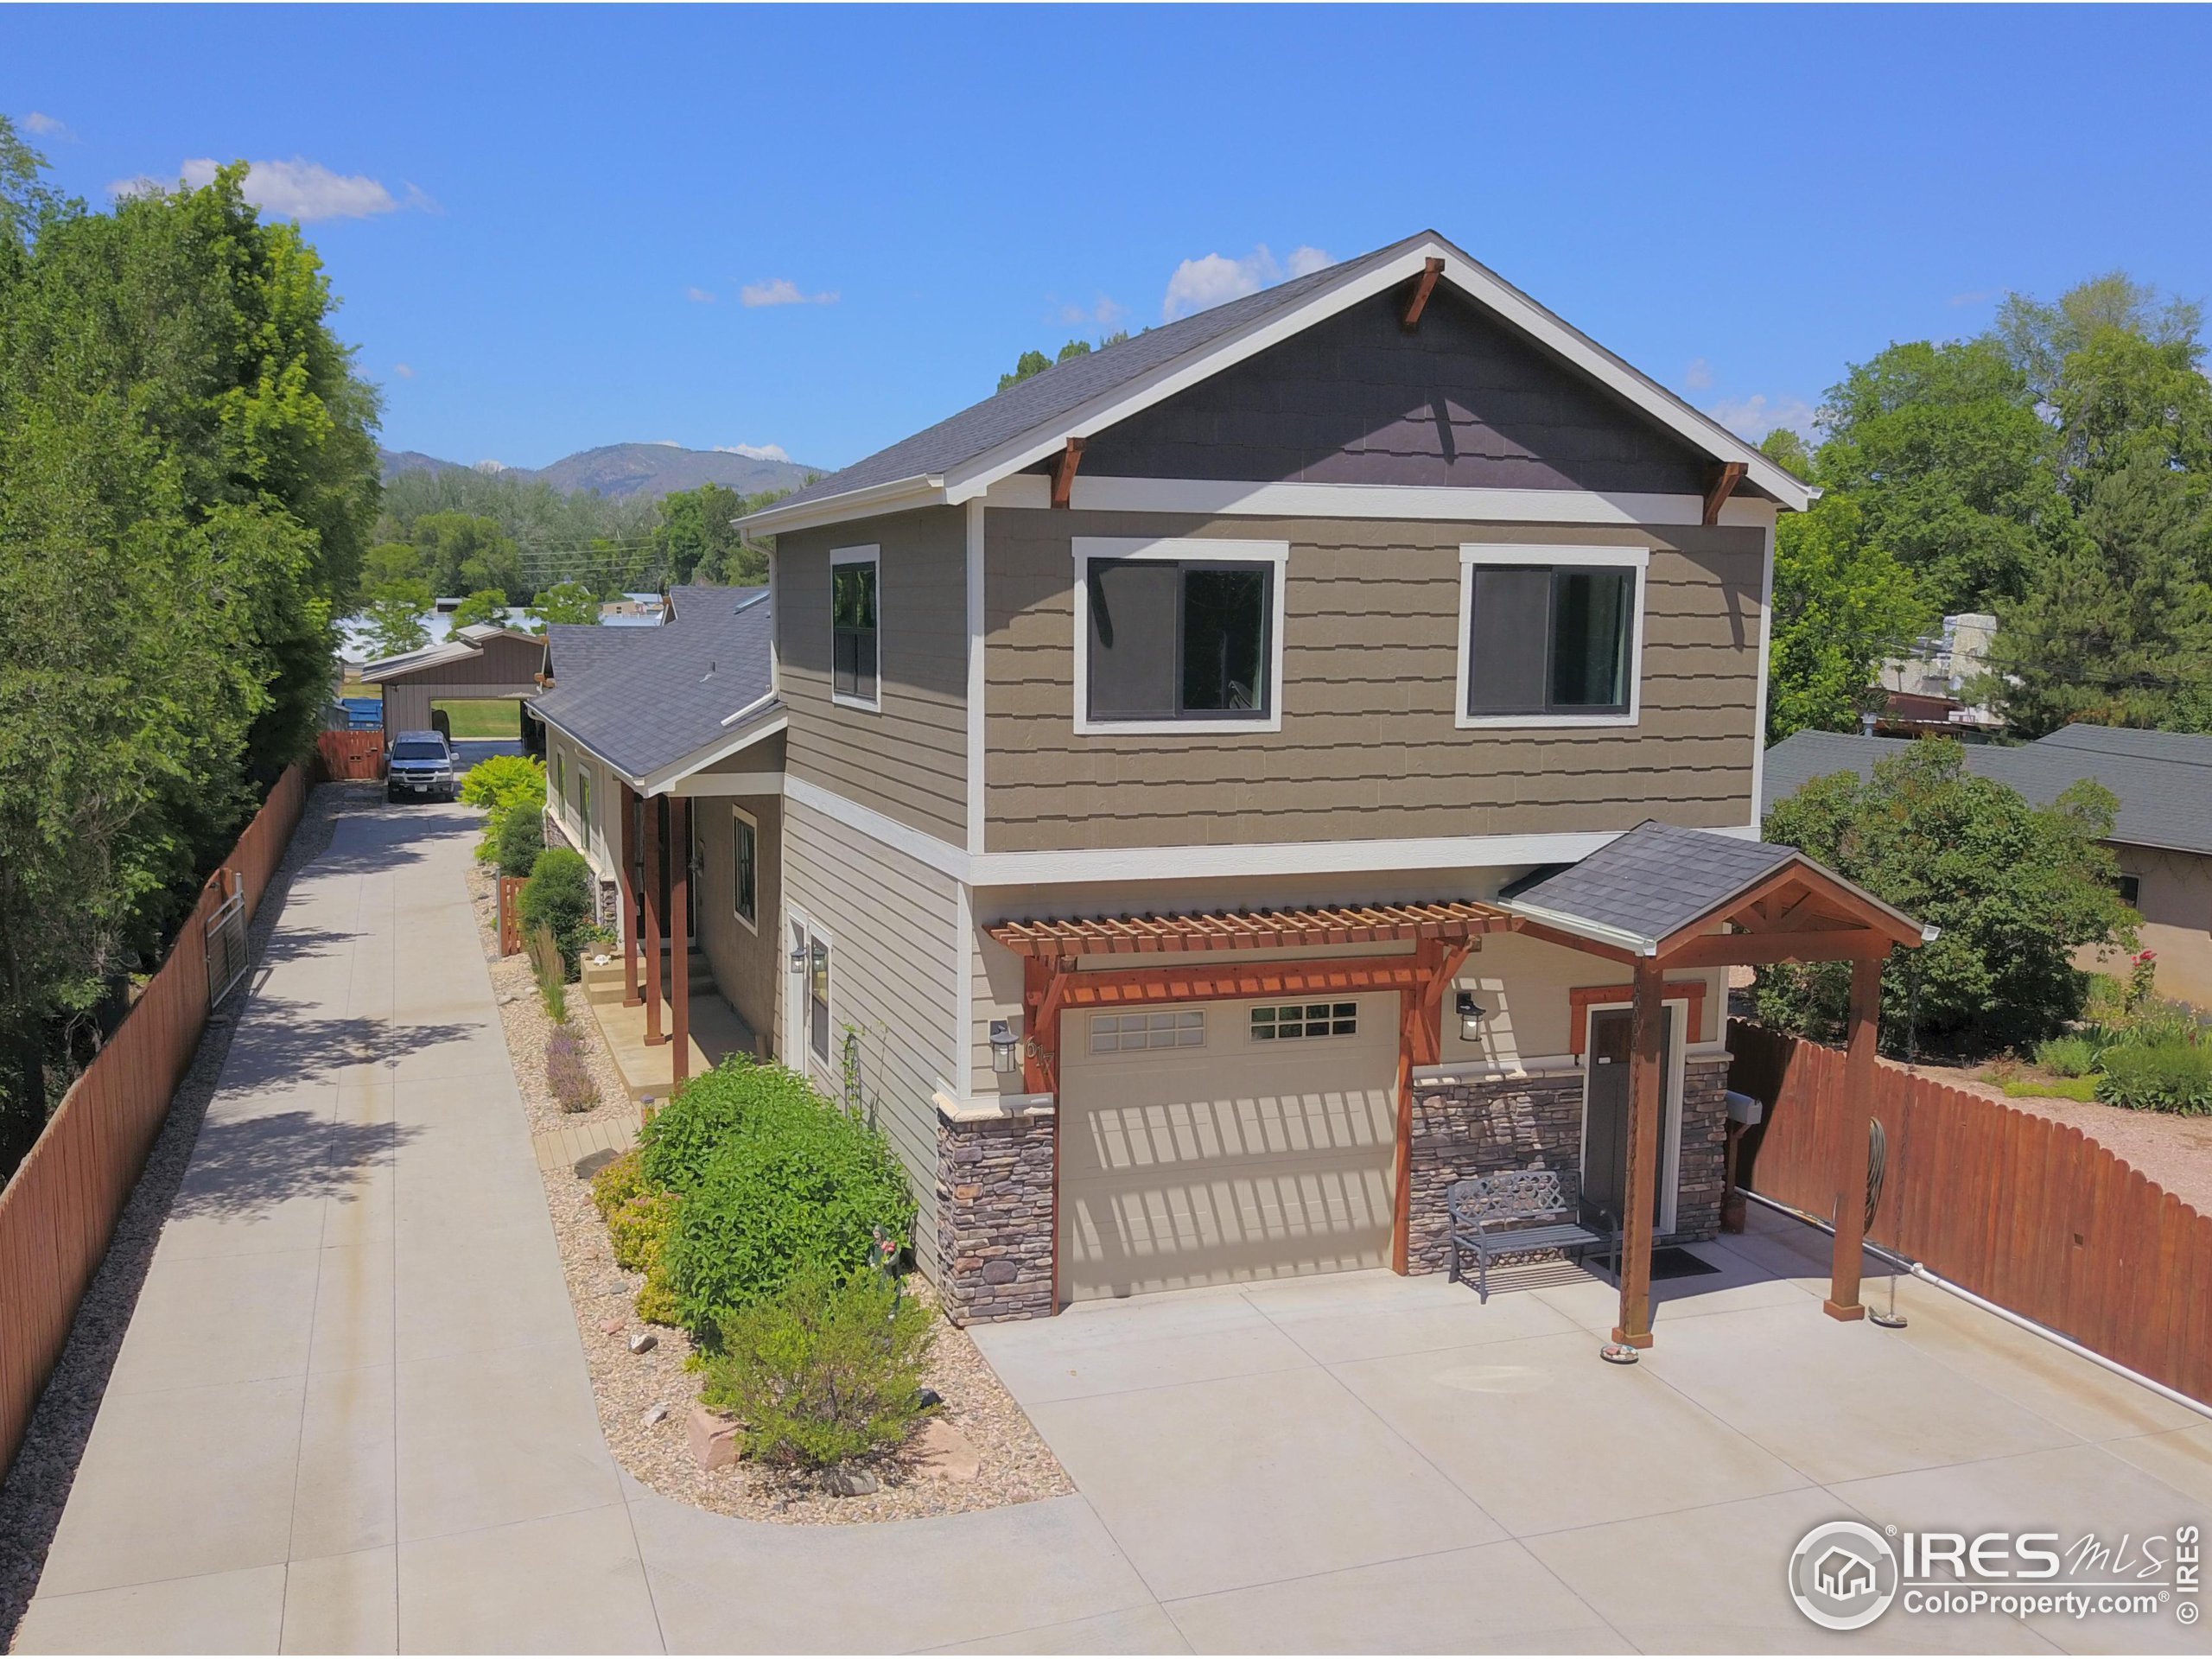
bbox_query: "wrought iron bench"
[1446,1169,1615,1302]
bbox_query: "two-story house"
[534,231,1924,1348]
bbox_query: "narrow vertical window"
[732,810,758,929]
[809,935,832,1062]
[831,550,880,706]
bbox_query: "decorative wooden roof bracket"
[1702,460,1748,524]
[1401,257,1445,333]
[1051,436,1085,509]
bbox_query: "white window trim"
[1071,536,1289,736]
[1577,999,1687,1236]
[575,761,594,846]
[1455,543,1648,730]
[830,543,882,713]
[787,908,836,1077]
[731,804,759,936]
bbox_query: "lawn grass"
[434,698,523,739]
[1998,1075,2101,1103]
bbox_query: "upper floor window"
[830,546,880,709]
[1457,545,1645,728]
[1073,537,1288,734]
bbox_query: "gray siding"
[777,507,968,846]
[690,793,782,1048]
[1070,288,1713,496]
[983,508,1764,853]
[779,798,962,1278]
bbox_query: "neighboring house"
[1764,724,2212,1006]
[544,229,1927,1336]
[358,623,546,737]
[1872,611,2003,738]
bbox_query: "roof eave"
[636,709,789,798]
[1498,899,1661,957]
[734,474,946,536]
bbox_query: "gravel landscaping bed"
[463,861,1072,1527]
[0,780,365,1649]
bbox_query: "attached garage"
[1058,993,1401,1300]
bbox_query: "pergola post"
[1826,954,1885,1320]
[643,794,665,1047]
[670,796,691,1084]
[1611,960,1669,1350]
[619,784,641,1007]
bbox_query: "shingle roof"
[1507,822,1801,949]
[1762,727,2212,856]
[529,586,776,782]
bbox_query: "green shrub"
[525,923,567,1021]
[2032,1035,2099,1078]
[590,1147,652,1220]
[464,753,547,861]
[496,804,544,879]
[521,846,594,974]
[2095,1042,2212,1115]
[664,1079,917,1339]
[636,1260,682,1326]
[607,1185,680,1274]
[699,1264,937,1469]
[641,1060,816,1193]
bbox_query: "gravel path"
[462,862,1073,1528]
[0,781,368,1651]
[1910,1058,2212,1217]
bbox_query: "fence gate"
[205,875,249,1007]
[498,876,528,957]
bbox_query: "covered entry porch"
[976,822,1929,1358]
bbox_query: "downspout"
[1741,1188,2212,1423]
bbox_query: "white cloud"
[22,111,71,139]
[1685,357,1714,391]
[715,442,791,462]
[686,286,716,303]
[1948,288,1996,308]
[392,362,416,379]
[1704,393,1818,441]
[650,440,681,448]
[740,277,837,308]
[1162,242,1333,321]
[1057,294,1128,329]
[112,159,433,221]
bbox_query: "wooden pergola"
[988,825,1928,1351]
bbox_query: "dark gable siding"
[1069,289,1710,495]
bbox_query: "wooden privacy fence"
[1731,1019,2212,1406]
[0,763,309,1476]
[315,728,385,780]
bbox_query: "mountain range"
[378,442,823,501]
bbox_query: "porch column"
[670,796,691,1084]
[1392,938,1467,1275]
[1826,954,1884,1320]
[643,794,665,1046]
[619,784,641,1007]
[1611,960,1668,1349]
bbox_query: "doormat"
[1649,1247,1722,1281]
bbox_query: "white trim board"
[964,499,986,857]
[985,474,1779,528]
[1748,519,1777,831]
[1455,544,1647,732]
[669,772,785,798]
[780,774,1760,887]
[1070,537,1290,736]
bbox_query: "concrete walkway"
[16,800,2211,1653]
[14,805,1149,1654]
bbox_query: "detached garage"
[1058,995,1400,1300]
[359,624,545,738]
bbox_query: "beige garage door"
[1058,995,1400,1301]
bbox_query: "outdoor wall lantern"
[988,1018,1021,1076]
[788,943,806,970]
[1455,990,1488,1041]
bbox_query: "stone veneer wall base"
[932,1102,1057,1325]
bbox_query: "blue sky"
[12,5,2212,474]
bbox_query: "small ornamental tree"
[1757,740,2136,1058]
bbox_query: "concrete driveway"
[14,798,2209,1653]
[970,1222,2212,1654]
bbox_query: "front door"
[1582,1007,1675,1229]
[652,800,700,941]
